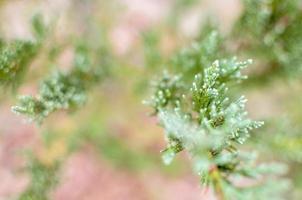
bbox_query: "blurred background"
[0,0,301,199]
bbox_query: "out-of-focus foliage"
[19,158,60,200]
[12,44,104,124]
[259,119,302,163]
[168,0,200,28]
[234,0,302,78]
[0,14,46,90]
[142,30,163,69]
[172,31,223,80]
[250,117,302,199]
[0,40,38,89]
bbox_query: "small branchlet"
[12,44,102,124]
[145,71,185,114]
[0,40,39,89]
[172,30,222,80]
[0,14,46,90]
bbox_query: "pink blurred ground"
[52,146,215,200]
[0,103,215,199]
[0,104,38,200]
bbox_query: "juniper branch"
[147,31,289,199]
[12,44,103,124]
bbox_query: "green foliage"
[147,71,184,114]
[0,40,38,89]
[172,30,222,80]
[19,158,59,200]
[148,33,289,199]
[31,13,48,40]
[0,14,46,90]
[12,44,103,123]
[235,0,302,77]
[142,30,162,69]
